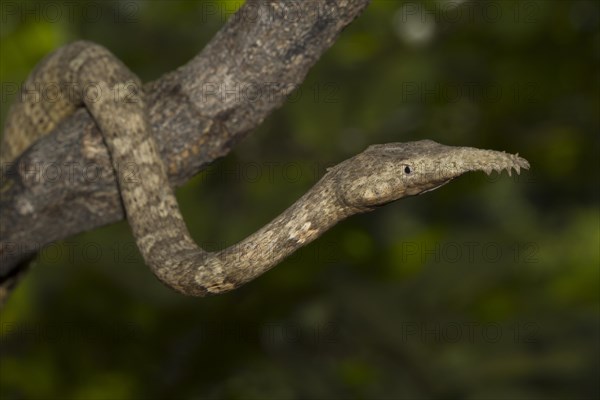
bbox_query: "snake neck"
[216,177,350,284]
[151,175,351,296]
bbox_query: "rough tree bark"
[0,1,372,293]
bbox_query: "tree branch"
[0,1,371,281]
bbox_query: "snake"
[1,41,529,297]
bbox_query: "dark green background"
[1,1,598,399]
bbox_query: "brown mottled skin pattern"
[0,41,529,298]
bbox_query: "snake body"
[1,41,529,297]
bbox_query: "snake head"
[331,140,530,210]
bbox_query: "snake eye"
[404,165,412,174]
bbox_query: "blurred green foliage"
[1,1,598,399]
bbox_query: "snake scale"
[1,41,529,297]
